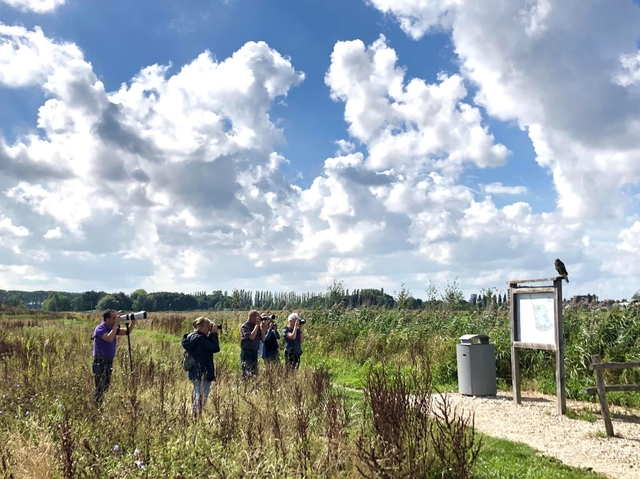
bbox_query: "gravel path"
[440,391,640,479]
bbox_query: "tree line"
[0,279,505,312]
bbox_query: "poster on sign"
[516,292,556,346]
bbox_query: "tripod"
[125,322,134,374]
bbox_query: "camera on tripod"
[118,310,147,322]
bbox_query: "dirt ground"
[439,391,640,479]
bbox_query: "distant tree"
[2,294,25,308]
[394,282,414,310]
[130,289,151,311]
[42,293,71,312]
[442,278,465,309]
[424,280,440,310]
[96,294,120,311]
[327,280,345,307]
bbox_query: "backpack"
[182,350,196,371]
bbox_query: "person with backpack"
[182,317,220,415]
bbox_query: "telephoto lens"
[299,318,306,325]
[119,310,147,321]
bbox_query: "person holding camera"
[262,319,280,363]
[182,317,220,415]
[240,310,267,377]
[92,309,137,404]
[283,312,304,370]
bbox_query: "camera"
[210,323,223,331]
[299,318,306,325]
[261,314,276,321]
[119,311,147,322]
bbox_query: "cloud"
[0,23,306,292]
[325,35,509,173]
[369,0,640,219]
[365,0,640,296]
[43,226,61,239]
[0,0,65,13]
[482,182,527,195]
[1,13,639,299]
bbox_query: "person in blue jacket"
[262,318,280,363]
[182,317,220,415]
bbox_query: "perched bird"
[554,258,569,283]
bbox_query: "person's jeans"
[285,351,301,370]
[191,379,211,415]
[240,349,259,378]
[92,358,113,404]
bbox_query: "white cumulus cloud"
[482,183,528,195]
[0,0,65,13]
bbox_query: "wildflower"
[134,448,140,456]
[30,397,34,402]
[25,411,29,416]
[113,445,119,452]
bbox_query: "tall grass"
[306,304,640,405]
[0,311,484,478]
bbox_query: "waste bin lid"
[459,334,490,344]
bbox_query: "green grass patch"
[475,435,606,478]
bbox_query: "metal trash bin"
[457,334,497,396]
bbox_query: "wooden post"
[592,354,614,437]
[509,283,521,405]
[554,278,566,415]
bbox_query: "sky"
[1,0,640,300]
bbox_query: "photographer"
[240,310,267,378]
[92,309,137,404]
[262,319,280,363]
[182,317,220,415]
[283,312,304,370]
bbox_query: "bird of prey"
[554,258,569,283]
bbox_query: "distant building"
[571,294,598,305]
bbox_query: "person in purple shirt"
[92,309,136,404]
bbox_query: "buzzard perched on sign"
[554,258,569,283]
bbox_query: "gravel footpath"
[439,391,640,479]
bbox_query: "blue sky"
[0,0,639,299]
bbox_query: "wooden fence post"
[592,354,614,437]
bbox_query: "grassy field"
[0,306,624,478]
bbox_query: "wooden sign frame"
[507,276,566,415]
